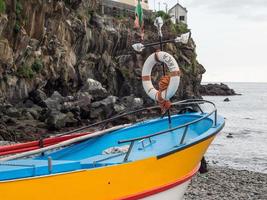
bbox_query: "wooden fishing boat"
[0,99,225,200]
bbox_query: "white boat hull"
[141,179,191,200]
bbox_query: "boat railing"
[116,99,218,162]
[0,99,216,163]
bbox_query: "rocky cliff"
[0,0,205,141]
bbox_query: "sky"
[147,0,267,82]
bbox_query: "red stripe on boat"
[0,133,90,156]
[118,165,199,200]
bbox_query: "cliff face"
[0,0,205,141]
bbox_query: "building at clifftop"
[168,3,188,24]
[101,0,151,17]
[112,0,149,10]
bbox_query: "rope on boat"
[0,124,131,162]
[157,75,172,113]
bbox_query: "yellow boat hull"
[0,136,215,200]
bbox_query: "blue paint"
[0,113,224,181]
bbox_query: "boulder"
[46,111,78,130]
[81,79,108,101]
[224,98,230,102]
[91,96,118,108]
[5,107,21,118]
[121,96,144,110]
[90,96,118,119]
[43,91,64,110]
[29,89,48,107]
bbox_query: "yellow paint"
[0,136,215,200]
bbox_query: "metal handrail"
[116,99,218,162]
[118,103,216,144]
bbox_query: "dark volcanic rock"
[224,98,230,102]
[200,83,239,96]
[29,90,48,107]
[46,111,78,130]
[81,79,108,101]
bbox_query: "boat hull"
[0,134,216,200]
[141,180,191,200]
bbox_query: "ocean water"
[203,82,267,173]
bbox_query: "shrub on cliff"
[17,65,35,79]
[156,11,171,21]
[32,59,43,73]
[0,0,6,14]
[171,22,189,34]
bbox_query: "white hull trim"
[141,179,191,200]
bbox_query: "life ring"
[142,51,180,101]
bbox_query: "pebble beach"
[185,166,267,200]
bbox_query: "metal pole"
[163,3,168,13]
[158,24,172,127]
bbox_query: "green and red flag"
[134,0,145,40]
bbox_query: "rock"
[91,13,105,28]
[75,92,92,107]
[44,98,62,111]
[0,39,13,65]
[24,99,35,108]
[226,133,234,138]
[29,89,48,107]
[46,111,78,130]
[224,98,230,102]
[27,106,42,120]
[81,79,108,101]
[199,157,208,174]
[43,91,64,110]
[50,91,65,102]
[90,96,118,119]
[6,107,21,118]
[114,104,126,113]
[200,83,238,96]
[121,96,144,110]
[91,96,118,108]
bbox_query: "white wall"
[169,6,187,24]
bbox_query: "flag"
[134,0,145,40]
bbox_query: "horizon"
[147,0,267,83]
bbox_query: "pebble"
[185,166,267,200]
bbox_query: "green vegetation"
[17,65,35,79]
[0,0,6,14]
[31,59,43,73]
[171,22,189,34]
[13,1,23,34]
[155,11,171,21]
[15,1,23,16]
[14,21,21,33]
[17,59,44,79]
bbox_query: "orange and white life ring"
[142,51,180,101]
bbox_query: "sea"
[203,82,267,174]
